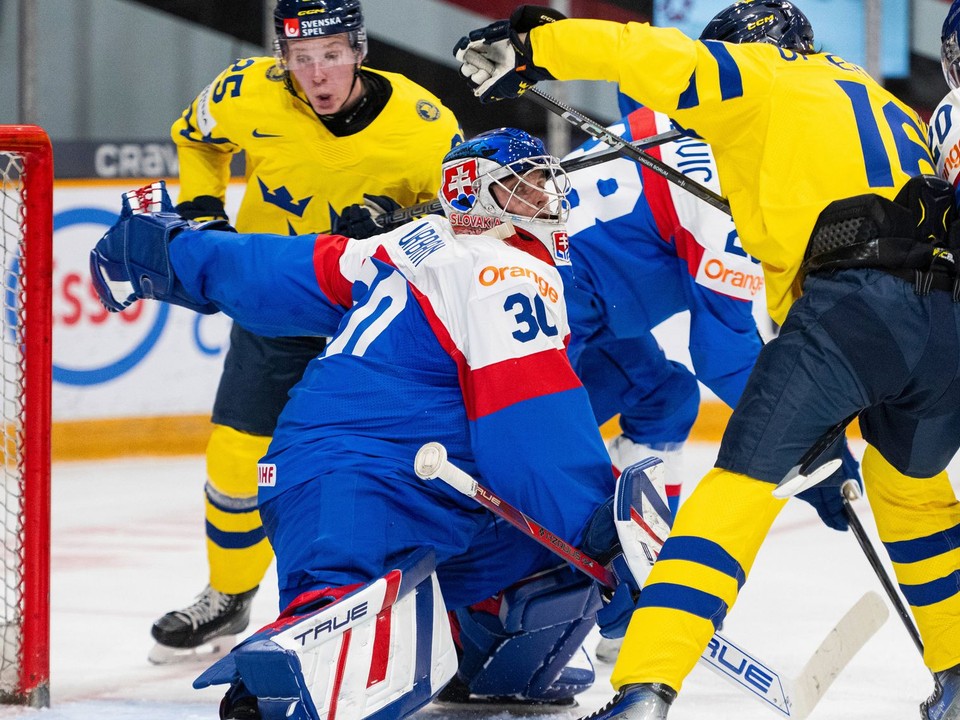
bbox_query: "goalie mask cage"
[0,125,52,708]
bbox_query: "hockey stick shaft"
[841,483,924,656]
[414,442,798,717]
[413,442,615,586]
[378,128,684,227]
[561,128,684,173]
[523,87,732,215]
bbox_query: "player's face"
[285,35,363,115]
[491,170,555,219]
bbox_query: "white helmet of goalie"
[438,128,573,266]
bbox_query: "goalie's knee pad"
[194,548,457,720]
[448,566,602,704]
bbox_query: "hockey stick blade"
[413,443,886,718]
[787,591,889,719]
[773,457,843,499]
[773,413,859,498]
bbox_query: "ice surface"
[2,440,951,719]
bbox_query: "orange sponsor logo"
[479,265,560,303]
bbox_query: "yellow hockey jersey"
[172,57,461,235]
[531,20,934,324]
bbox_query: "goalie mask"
[438,128,572,266]
[943,0,960,90]
[700,0,815,53]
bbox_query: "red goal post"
[0,125,52,707]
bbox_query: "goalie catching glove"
[89,181,229,315]
[453,5,563,103]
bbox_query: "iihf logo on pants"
[258,463,277,487]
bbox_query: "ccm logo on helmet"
[479,265,559,303]
[747,15,775,31]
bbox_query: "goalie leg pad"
[581,458,674,639]
[615,458,673,581]
[451,566,602,702]
[580,457,672,589]
[195,547,457,720]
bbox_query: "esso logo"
[52,207,170,386]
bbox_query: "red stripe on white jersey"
[312,233,355,308]
[465,348,582,420]
[408,266,580,421]
[626,109,704,279]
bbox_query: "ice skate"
[148,585,258,664]
[923,665,960,720]
[580,683,676,720]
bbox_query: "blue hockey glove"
[89,181,223,315]
[796,443,862,532]
[331,194,403,239]
[454,5,563,103]
[596,582,636,639]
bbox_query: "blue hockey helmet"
[438,128,572,264]
[274,0,367,61]
[700,0,815,53]
[942,0,960,89]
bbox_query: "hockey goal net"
[0,125,52,707]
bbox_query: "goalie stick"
[414,442,888,719]
[378,128,684,227]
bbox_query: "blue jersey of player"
[560,106,763,451]
[167,215,614,608]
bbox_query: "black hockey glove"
[454,5,564,103]
[795,443,862,532]
[175,194,229,223]
[331,194,403,239]
[89,181,224,315]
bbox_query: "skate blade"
[147,635,237,665]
